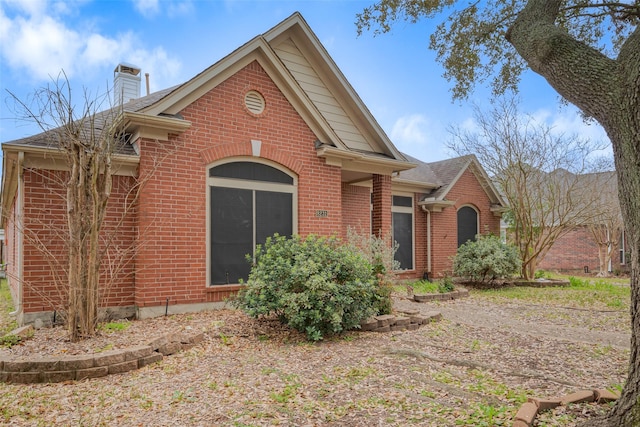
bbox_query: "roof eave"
[123,111,192,141]
[316,145,415,175]
[418,198,456,212]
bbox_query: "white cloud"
[126,46,182,93]
[322,36,335,49]
[534,107,609,143]
[389,113,449,160]
[2,0,48,17]
[167,0,194,17]
[391,114,430,145]
[0,0,182,92]
[132,0,159,17]
[1,14,83,80]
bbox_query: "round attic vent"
[244,90,266,115]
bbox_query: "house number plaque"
[315,210,329,218]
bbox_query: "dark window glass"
[210,162,293,184]
[457,206,478,247]
[210,187,253,285]
[393,212,413,269]
[256,191,292,246]
[209,163,294,285]
[393,195,413,207]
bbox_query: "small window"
[393,195,412,207]
[244,90,265,115]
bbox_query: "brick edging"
[0,331,205,384]
[359,310,442,332]
[412,287,470,302]
[512,389,620,426]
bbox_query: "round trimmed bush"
[233,234,381,341]
[453,234,520,284]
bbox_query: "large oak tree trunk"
[507,1,640,424]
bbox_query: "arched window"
[208,161,296,285]
[457,205,478,247]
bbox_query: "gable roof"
[134,12,412,174]
[397,153,506,212]
[3,13,412,174]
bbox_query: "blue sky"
[0,0,610,163]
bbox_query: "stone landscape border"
[412,287,470,302]
[1,310,443,385]
[0,331,204,384]
[512,389,620,426]
[360,310,443,332]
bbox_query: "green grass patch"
[394,278,455,294]
[476,276,630,310]
[0,279,18,335]
[99,320,131,332]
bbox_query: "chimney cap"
[114,63,141,76]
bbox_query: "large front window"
[208,161,296,285]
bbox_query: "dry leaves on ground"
[0,293,630,426]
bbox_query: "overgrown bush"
[453,235,520,284]
[233,234,381,341]
[346,227,400,315]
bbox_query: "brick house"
[1,13,505,326]
[537,171,627,275]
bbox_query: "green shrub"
[534,269,551,279]
[233,234,381,341]
[438,276,455,293]
[345,227,400,315]
[0,334,22,348]
[453,235,520,284]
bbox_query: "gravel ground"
[0,292,631,426]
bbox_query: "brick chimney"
[114,63,141,105]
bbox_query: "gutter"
[9,151,24,318]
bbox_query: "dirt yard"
[0,288,631,426]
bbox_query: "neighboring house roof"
[397,153,506,213]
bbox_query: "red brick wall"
[341,183,370,238]
[538,226,601,273]
[429,169,501,278]
[20,169,136,313]
[372,174,392,237]
[135,61,343,307]
[340,168,501,281]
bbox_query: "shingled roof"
[2,85,180,156]
[397,153,506,210]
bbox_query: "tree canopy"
[356,0,639,101]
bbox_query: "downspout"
[9,151,24,319]
[421,205,432,274]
